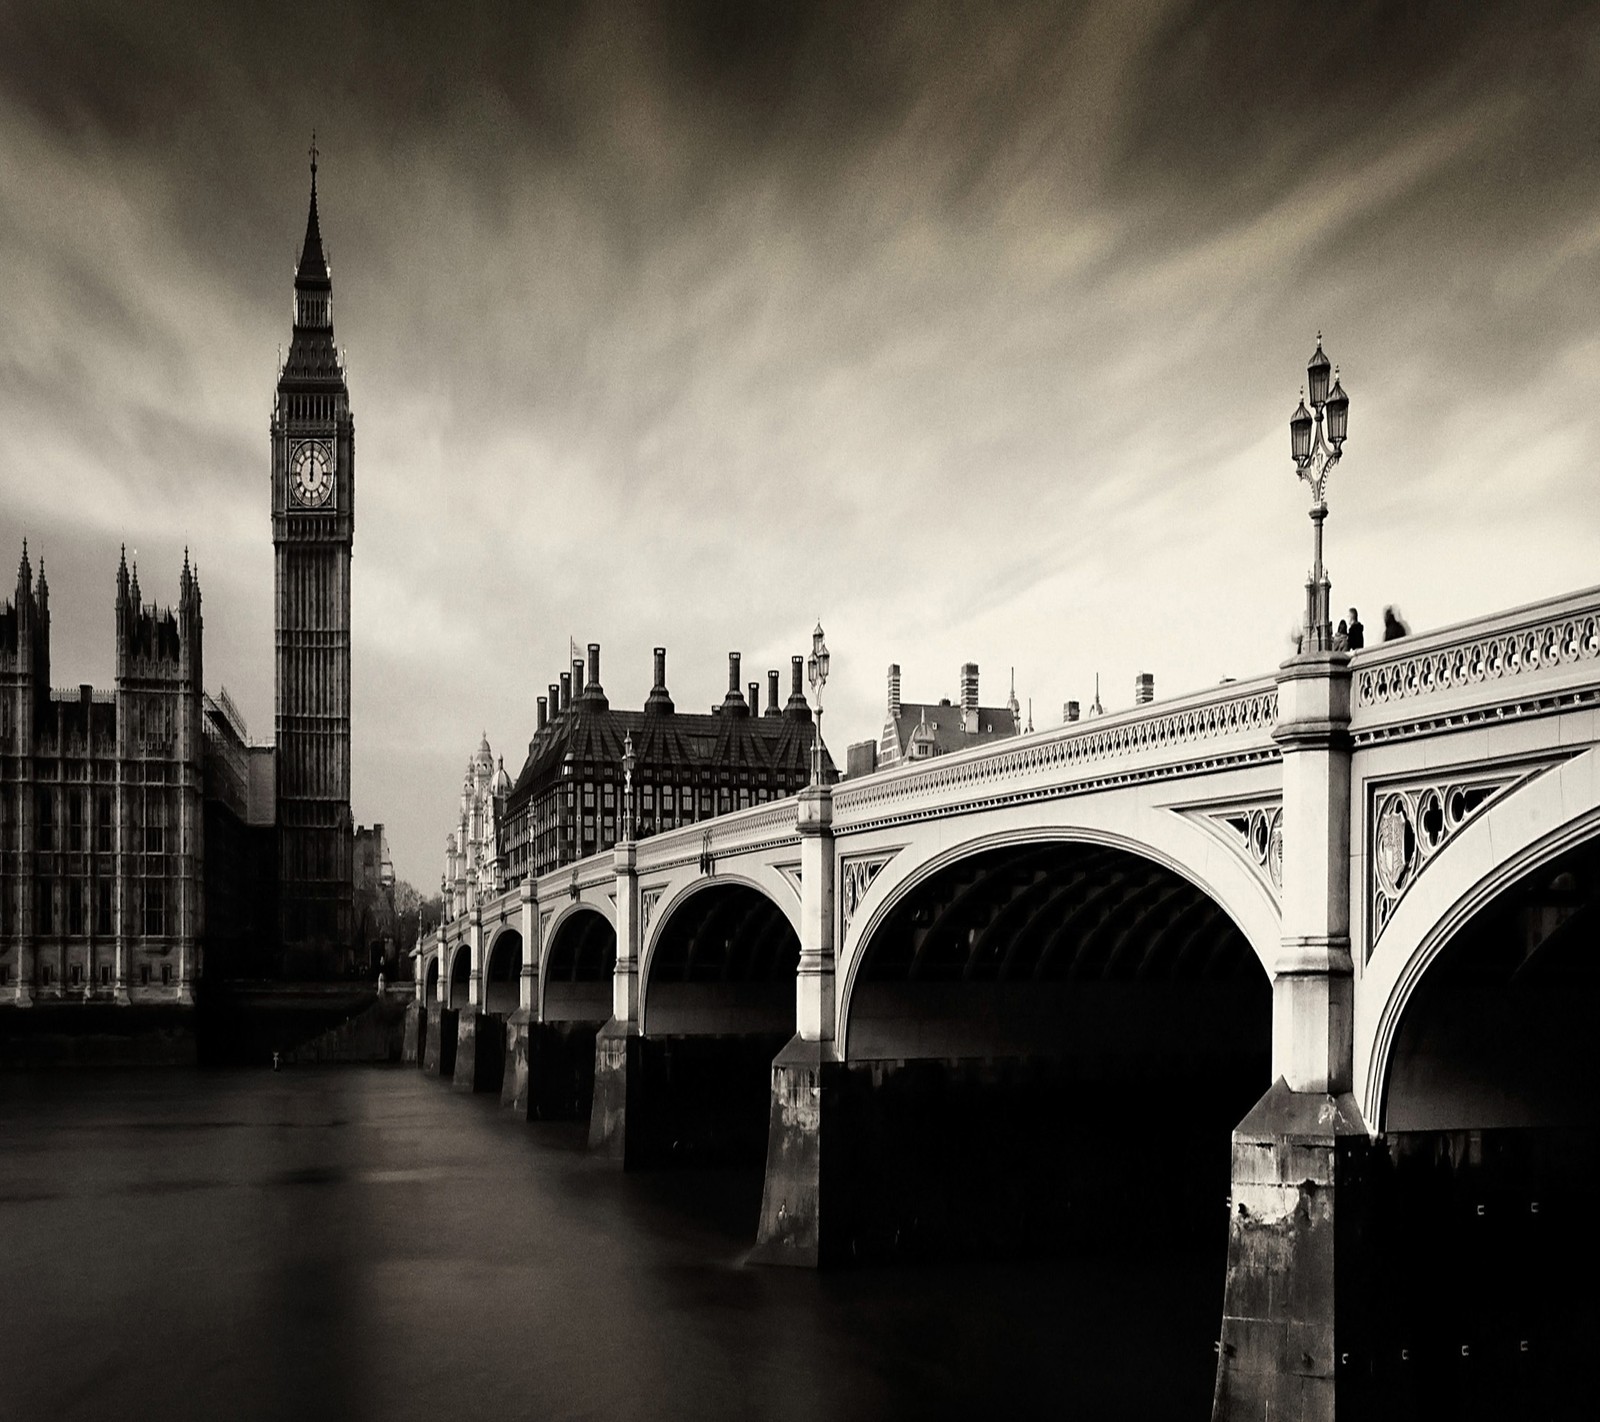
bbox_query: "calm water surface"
[0,1068,1219,1420]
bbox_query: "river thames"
[1,1067,1223,1420]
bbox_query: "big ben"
[272,139,353,972]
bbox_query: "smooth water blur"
[0,1068,1220,1421]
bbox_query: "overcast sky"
[2,1,1597,886]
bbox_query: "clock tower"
[272,140,354,972]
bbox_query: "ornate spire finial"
[309,130,319,182]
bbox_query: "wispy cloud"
[1,1,1597,881]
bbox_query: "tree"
[393,880,444,958]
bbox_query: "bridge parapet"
[832,673,1280,831]
[1349,584,1600,744]
[631,799,800,875]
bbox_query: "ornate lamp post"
[1290,333,1351,653]
[620,731,636,843]
[806,621,830,785]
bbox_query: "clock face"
[289,439,334,508]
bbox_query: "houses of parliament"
[0,149,388,1009]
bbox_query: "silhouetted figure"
[1333,618,1350,652]
[1346,608,1365,650]
[1383,605,1410,641]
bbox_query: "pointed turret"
[16,538,30,599]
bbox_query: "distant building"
[353,822,396,972]
[1,545,204,1004]
[444,644,828,910]
[861,662,1021,775]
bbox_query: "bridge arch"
[1362,748,1600,1128]
[446,941,471,1009]
[640,875,801,1038]
[483,927,522,1016]
[838,819,1278,1060]
[539,904,616,1024]
[424,953,440,1003]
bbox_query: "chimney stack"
[766,669,780,716]
[1064,700,1080,723]
[786,655,811,719]
[888,663,901,717]
[960,662,979,732]
[646,646,674,713]
[559,672,572,711]
[588,643,602,693]
[723,652,748,713]
[537,696,548,730]
[572,657,584,696]
[748,681,759,716]
[1134,672,1154,706]
[549,683,561,717]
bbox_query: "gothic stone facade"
[0,546,203,1004]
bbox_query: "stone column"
[612,841,640,1026]
[468,913,484,1009]
[589,841,641,1160]
[753,783,839,1266]
[518,881,538,1013]
[794,785,835,1042]
[1272,653,1354,1095]
[1213,650,1373,1421]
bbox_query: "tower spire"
[296,134,329,288]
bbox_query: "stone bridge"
[408,584,1600,1419]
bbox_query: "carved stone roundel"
[1374,796,1416,899]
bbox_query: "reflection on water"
[0,1069,1220,1421]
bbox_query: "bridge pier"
[1215,651,1367,1422]
[451,1005,505,1093]
[501,1007,532,1108]
[755,783,836,1264]
[500,883,544,1110]
[401,997,424,1065]
[751,1037,840,1265]
[589,1016,639,1161]
[422,1003,457,1078]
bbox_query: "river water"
[1,1067,1222,1420]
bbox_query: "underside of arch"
[1382,831,1600,1132]
[484,929,522,1016]
[643,882,799,1036]
[446,941,470,1008]
[542,909,615,1023]
[843,840,1269,1064]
